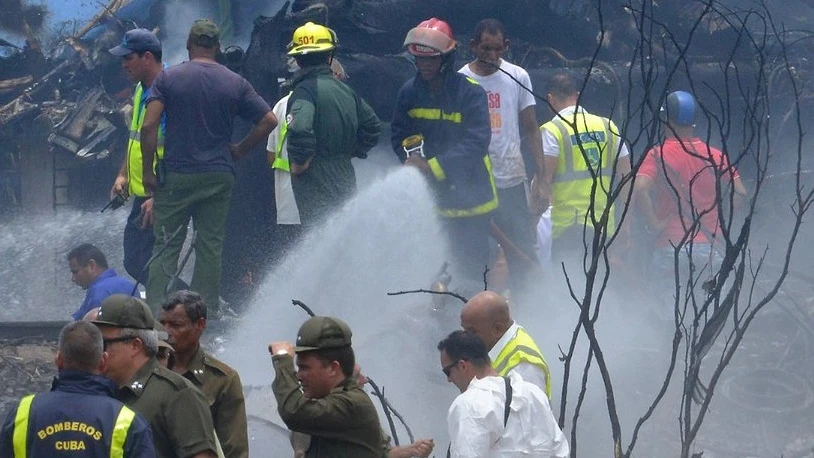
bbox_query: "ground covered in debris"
[0,338,57,418]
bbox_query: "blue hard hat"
[664,91,696,126]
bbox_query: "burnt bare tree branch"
[291,299,316,317]
[551,1,812,457]
[386,289,468,304]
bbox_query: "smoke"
[159,0,290,65]
[159,1,217,65]
[0,209,129,321]
[0,0,48,36]
[223,165,458,443]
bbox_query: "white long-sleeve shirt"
[447,371,569,458]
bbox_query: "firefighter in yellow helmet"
[279,22,381,228]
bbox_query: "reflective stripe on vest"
[12,394,136,458]
[12,394,34,458]
[543,111,618,237]
[437,154,499,218]
[272,117,290,171]
[109,406,137,458]
[492,328,552,398]
[127,83,165,197]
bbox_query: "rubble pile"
[0,338,58,417]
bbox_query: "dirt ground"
[0,338,58,418]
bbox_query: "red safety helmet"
[404,18,456,57]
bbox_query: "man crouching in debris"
[108,28,165,286]
[269,316,386,457]
[140,19,277,317]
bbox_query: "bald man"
[460,291,552,398]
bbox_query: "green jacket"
[118,358,218,458]
[285,64,381,226]
[272,354,386,458]
[179,346,249,458]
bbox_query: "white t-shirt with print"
[459,60,536,188]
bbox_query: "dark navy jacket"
[0,371,155,458]
[72,269,136,320]
[391,70,498,217]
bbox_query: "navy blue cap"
[109,29,161,57]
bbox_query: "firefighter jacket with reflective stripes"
[541,109,620,238]
[127,82,165,197]
[492,326,552,399]
[0,371,156,458]
[391,71,498,218]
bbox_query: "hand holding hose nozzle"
[402,134,426,159]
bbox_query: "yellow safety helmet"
[287,22,338,56]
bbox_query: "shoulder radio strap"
[502,376,513,427]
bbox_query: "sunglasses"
[442,360,460,377]
[103,336,137,350]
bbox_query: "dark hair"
[546,72,579,100]
[310,346,355,378]
[294,51,332,68]
[191,35,219,49]
[161,290,207,322]
[437,330,490,367]
[67,243,108,269]
[473,18,506,43]
[58,321,103,372]
[137,49,163,62]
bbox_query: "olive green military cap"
[188,19,220,47]
[92,294,155,330]
[294,316,353,353]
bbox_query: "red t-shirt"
[638,137,739,247]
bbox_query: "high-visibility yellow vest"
[12,394,136,458]
[127,83,164,197]
[271,94,291,172]
[492,327,552,399]
[541,111,619,238]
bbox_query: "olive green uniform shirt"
[272,354,387,458]
[118,357,218,458]
[180,346,249,458]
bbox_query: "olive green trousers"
[146,171,234,314]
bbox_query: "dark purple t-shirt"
[148,60,270,173]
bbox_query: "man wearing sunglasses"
[437,330,568,457]
[92,294,219,458]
